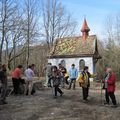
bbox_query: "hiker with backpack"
[51,66,64,98]
[77,66,96,102]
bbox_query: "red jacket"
[107,73,116,92]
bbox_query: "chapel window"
[79,59,85,72]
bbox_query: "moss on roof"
[50,35,97,56]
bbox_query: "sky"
[61,0,120,39]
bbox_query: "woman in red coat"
[106,68,117,107]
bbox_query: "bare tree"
[0,0,9,64]
[0,0,20,65]
[41,0,77,50]
[0,0,26,69]
[97,14,120,80]
[21,0,40,67]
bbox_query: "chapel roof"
[48,35,101,59]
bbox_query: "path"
[0,84,120,120]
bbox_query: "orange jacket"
[12,68,22,79]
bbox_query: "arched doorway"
[61,60,66,67]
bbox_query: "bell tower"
[81,18,90,40]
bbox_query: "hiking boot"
[54,96,57,99]
[60,92,64,96]
[83,100,88,103]
[2,101,7,104]
[26,91,28,95]
[104,102,110,105]
[111,105,117,108]
[0,101,4,105]
[104,102,110,107]
[0,100,7,105]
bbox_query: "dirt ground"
[0,82,120,120]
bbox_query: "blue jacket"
[69,68,78,79]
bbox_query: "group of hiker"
[0,62,118,108]
[44,63,93,99]
[0,64,35,105]
[44,63,118,108]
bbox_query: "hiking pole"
[51,86,54,97]
[100,78,103,104]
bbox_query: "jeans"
[68,78,76,89]
[60,76,65,88]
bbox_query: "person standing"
[77,66,96,102]
[104,68,117,108]
[25,65,35,95]
[11,65,23,95]
[44,63,52,87]
[51,66,63,98]
[0,64,8,105]
[68,64,78,90]
[58,63,67,88]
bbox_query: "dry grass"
[0,81,120,120]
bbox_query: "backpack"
[78,72,84,87]
[79,71,90,87]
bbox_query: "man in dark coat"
[0,64,8,105]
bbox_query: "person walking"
[51,66,63,98]
[11,65,23,95]
[25,65,35,95]
[68,64,78,90]
[0,64,8,105]
[103,68,117,108]
[77,66,96,102]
